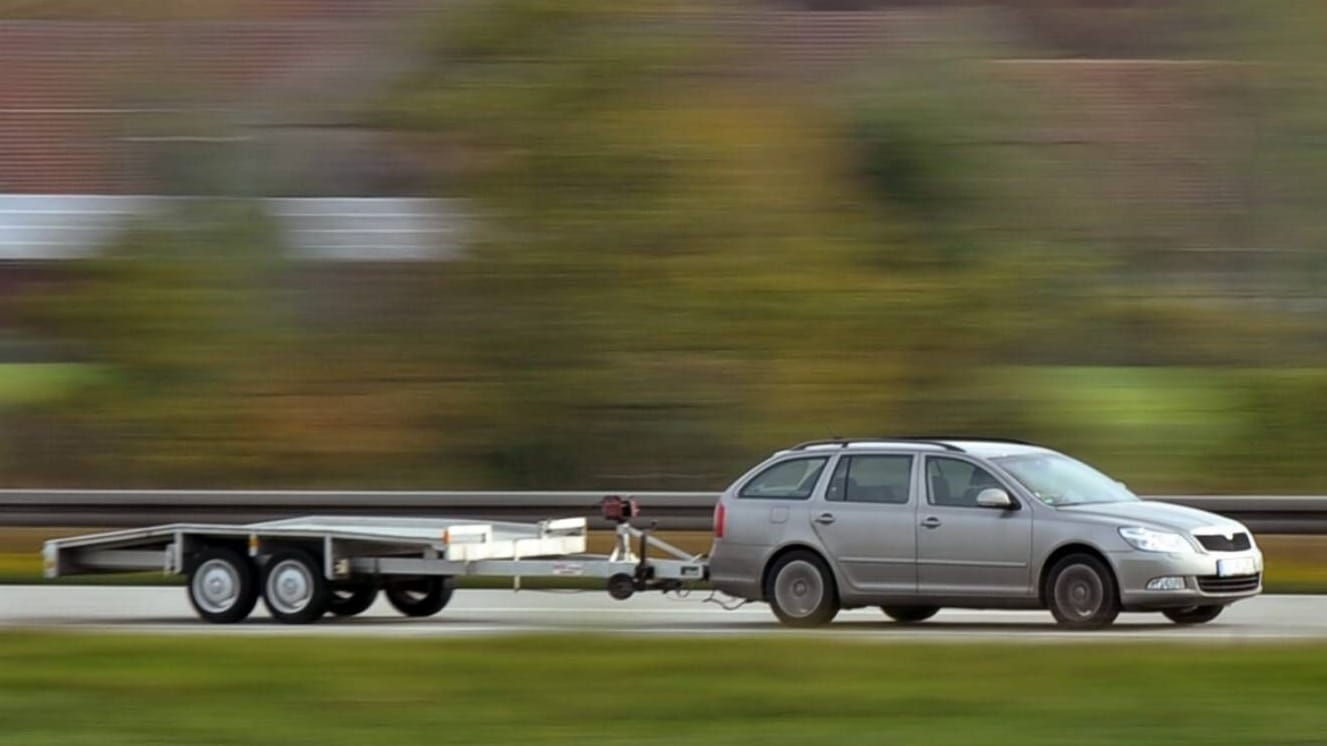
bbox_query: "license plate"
[1217,557,1256,577]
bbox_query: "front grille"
[1195,532,1252,552]
[1197,573,1261,593]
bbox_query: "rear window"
[739,457,829,500]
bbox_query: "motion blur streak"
[1,0,1325,499]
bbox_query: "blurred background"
[1,0,1325,494]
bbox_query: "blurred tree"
[14,0,1327,492]
[379,0,802,485]
[374,0,1064,487]
[7,201,458,487]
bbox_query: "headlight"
[1119,526,1193,553]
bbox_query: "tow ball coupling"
[599,495,640,524]
[601,496,652,600]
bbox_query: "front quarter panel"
[1033,506,1264,609]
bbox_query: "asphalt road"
[2,586,1325,641]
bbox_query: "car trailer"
[41,497,709,624]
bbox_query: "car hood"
[1057,500,1245,534]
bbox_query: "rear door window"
[825,455,914,504]
[739,457,829,500]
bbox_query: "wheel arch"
[1038,542,1119,607]
[761,542,838,600]
[181,536,248,575]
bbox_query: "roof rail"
[788,437,964,453]
[898,435,1043,448]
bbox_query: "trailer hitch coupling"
[599,496,640,524]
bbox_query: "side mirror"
[976,488,1015,509]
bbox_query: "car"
[707,437,1262,629]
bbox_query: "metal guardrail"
[3,490,1327,534]
[0,490,718,530]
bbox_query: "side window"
[739,457,829,500]
[827,455,913,504]
[927,457,1004,508]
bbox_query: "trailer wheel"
[187,547,259,624]
[327,583,378,617]
[385,577,454,617]
[606,573,636,600]
[261,549,331,624]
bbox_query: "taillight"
[713,502,726,538]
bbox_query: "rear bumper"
[1112,548,1263,610]
[707,541,767,600]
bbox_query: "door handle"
[920,516,942,529]
[814,512,836,525]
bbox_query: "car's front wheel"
[1163,605,1224,625]
[765,551,839,628]
[1046,554,1121,630]
[881,605,940,624]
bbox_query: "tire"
[384,577,454,617]
[764,551,839,628]
[261,549,331,624]
[187,546,259,624]
[882,605,941,624]
[1046,554,1121,630]
[327,582,378,617]
[1163,605,1224,625]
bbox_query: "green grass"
[1006,365,1238,490]
[0,363,98,406]
[1015,365,1235,431]
[2,633,1327,745]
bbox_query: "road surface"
[1,586,1325,641]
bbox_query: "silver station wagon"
[708,437,1263,629]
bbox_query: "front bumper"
[1112,548,1263,610]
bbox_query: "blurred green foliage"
[5,0,1327,491]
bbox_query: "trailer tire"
[385,577,454,617]
[261,549,331,624]
[187,547,259,624]
[328,583,378,617]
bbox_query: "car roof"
[937,440,1053,458]
[779,437,1055,458]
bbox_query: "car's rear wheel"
[881,605,940,624]
[765,551,839,628]
[1047,554,1121,630]
[1162,604,1224,625]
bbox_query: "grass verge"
[0,363,97,406]
[2,633,1327,745]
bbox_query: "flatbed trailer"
[41,499,709,624]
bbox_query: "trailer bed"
[41,511,709,624]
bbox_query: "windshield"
[991,453,1138,506]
